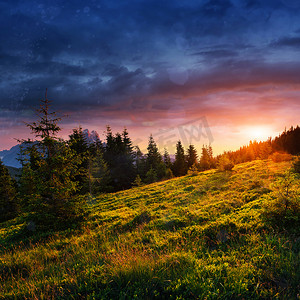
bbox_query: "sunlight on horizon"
[243,126,274,142]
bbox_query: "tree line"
[0,95,299,229]
[0,96,214,228]
[219,126,300,165]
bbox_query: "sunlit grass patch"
[0,159,299,299]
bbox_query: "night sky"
[1,0,300,154]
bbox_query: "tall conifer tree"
[0,160,16,222]
[146,135,165,180]
[173,141,187,176]
[186,144,198,169]
[19,91,84,228]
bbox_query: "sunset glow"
[0,1,299,153]
[243,126,274,142]
[1,2,300,296]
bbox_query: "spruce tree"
[146,135,165,180]
[199,145,212,171]
[103,126,136,190]
[68,127,90,194]
[121,128,136,186]
[0,160,17,222]
[208,144,215,168]
[18,162,38,212]
[186,144,198,170]
[89,148,112,194]
[19,91,84,228]
[26,89,61,159]
[173,141,187,176]
[134,146,146,179]
[145,167,158,184]
[146,135,162,169]
[163,148,174,179]
[163,148,172,169]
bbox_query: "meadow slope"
[0,160,299,299]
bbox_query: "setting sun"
[243,126,273,142]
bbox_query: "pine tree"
[245,145,255,161]
[0,160,17,222]
[121,128,136,186]
[173,141,187,176]
[105,125,114,152]
[122,128,133,155]
[69,127,89,156]
[163,148,172,169]
[145,167,158,184]
[258,141,272,159]
[208,144,216,168]
[89,148,112,194]
[103,126,136,190]
[26,89,61,159]
[146,135,162,169]
[163,148,174,179]
[199,145,211,171]
[186,144,198,169]
[146,135,165,180]
[134,146,146,179]
[69,127,90,194]
[19,91,84,228]
[18,162,39,212]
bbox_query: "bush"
[292,156,300,174]
[217,156,234,171]
[132,175,143,187]
[187,163,199,176]
[269,152,292,163]
[145,167,157,184]
[262,171,300,230]
[164,168,174,179]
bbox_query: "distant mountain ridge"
[82,129,101,144]
[0,144,23,168]
[0,129,101,168]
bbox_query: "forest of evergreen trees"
[220,126,300,165]
[0,96,300,229]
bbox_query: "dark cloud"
[148,61,300,100]
[0,0,300,149]
[191,49,239,59]
[271,36,300,47]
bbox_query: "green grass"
[1,159,299,299]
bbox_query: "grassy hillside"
[1,160,299,299]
